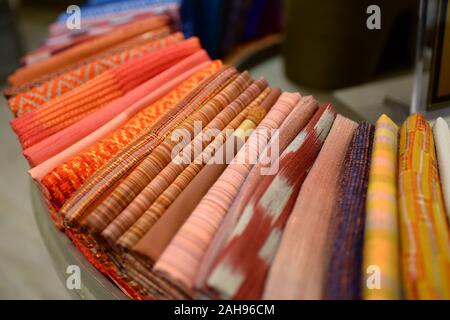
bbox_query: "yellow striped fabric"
[398,114,450,299]
[362,114,401,299]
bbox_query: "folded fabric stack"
[3,0,449,300]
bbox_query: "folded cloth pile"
[4,0,449,300]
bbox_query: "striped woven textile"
[60,64,233,222]
[206,104,336,299]
[4,27,171,98]
[433,117,450,220]
[102,82,269,246]
[263,115,357,300]
[42,62,223,213]
[25,50,210,168]
[83,71,253,232]
[362,114,401,300]
[325,122,375,300]
[8,15,170,87]
[195,96,319,292]
[11,38,201,149]
[123,87,275,252]
[398,114,450,299]
[120,104,255,252]
[153,91,301,295]
[8,33,182,117]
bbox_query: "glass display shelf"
[30,181,128,300]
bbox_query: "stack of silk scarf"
[3,0,449,300]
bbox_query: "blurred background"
[0,0,421,299]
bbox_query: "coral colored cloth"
[433,117,450,220]
[4,27,171,98]
[362,115,401,300]
[325,122,374,300]
[8,16,170,87]
[153,92,300,294]
[263,115,357,300]
[118,86,273,251]
[8,33,183,117]
[102,81,268,246]
[12,38,201,149]
[206,104,336,299]
[59,64,230,221]
[131,114,255,260]
[25,50,210,168]
[195,95,319,293]
[398,114,450,299]
[83,72,253,233]
[42,62,223,213]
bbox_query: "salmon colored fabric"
[4,27,171,98]
[116,86,273,250]
[25,50,210,168]
[263,115,358,300]
[195,96,319,292]
[83,72,253,233]
[59,64,232,222]
[153,92,300,295]
[8,32,183,117]
[12,38,201,150]
[8,16,170,87]
[41,62,222,212]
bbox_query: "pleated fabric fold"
[153,91,301,295]
[5,27,171,98]
[43,62,223,213]
[103,82,269,247]
[8,15,170,87]
[362,114,401,300]
[83,71,254,232]
[60,64,231,221]
[26,50,210,168]
[128,87,276,255]
[325,122,374,300]
[206,104,337,299]
[398,114,450,299]
[8,32,181,117]
[263,115,357,299]
[12,38,202,149]
[195,95,319,293]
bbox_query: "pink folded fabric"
[12,38,201,149]
[205,104,336,299]
[28,61,211,182]
[25,50,210,168]
[263,115,358,300]
[101,81,268,245]
[153,92,301,295]
[195,96,319,292]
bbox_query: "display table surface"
[31,182,128,300]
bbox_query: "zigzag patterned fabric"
[8,32,182,117]
[11,38,201,149]
[40,62,222,212]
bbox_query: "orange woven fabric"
[40,61,222,211]
[3,27,171,98]
[8,15,169,87]
[11,38,201,149]
[8,33,183,117]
